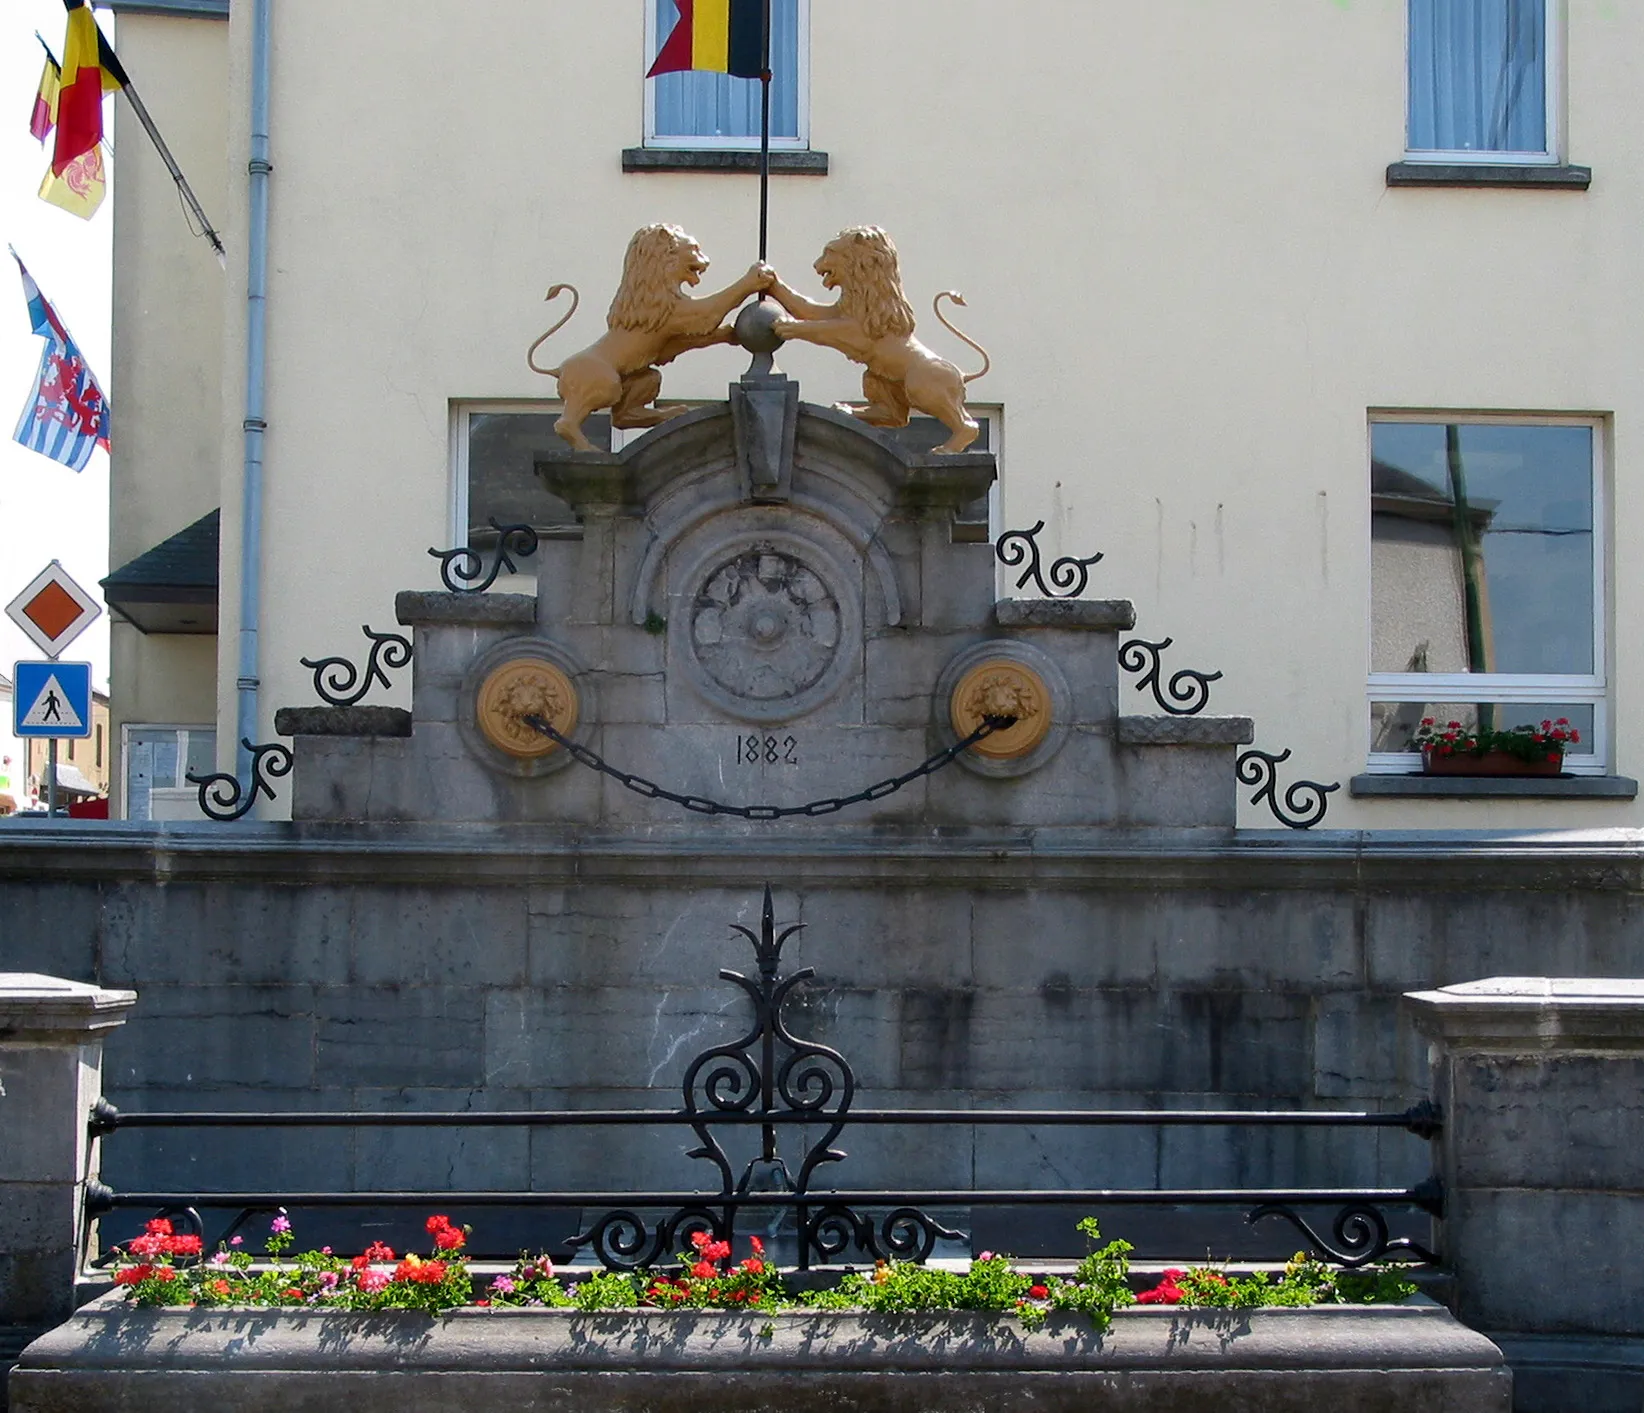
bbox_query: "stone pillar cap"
[0,974,138,1038]
[1405,975,1644,1051]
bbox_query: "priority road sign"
[6,561,101,660]
[14,661,93,740]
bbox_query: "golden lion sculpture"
[765,226,989,453]
[527,223,771,452]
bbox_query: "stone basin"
[10,1293,1510,1412]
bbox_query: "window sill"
[623,148,829,175]
[1350,772,1637,799]
[1386,161,1591,190]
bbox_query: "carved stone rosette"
[950,661,1052,760]
[458,638,592,778]
[477,660,580,759]
[935,640,1071,779]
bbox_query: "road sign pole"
[47,739,57,818]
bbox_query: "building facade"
[103,0,1644,827]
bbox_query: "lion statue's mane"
[606,223,694,333]
[830,226,917,341]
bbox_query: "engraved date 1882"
[736,733,799,766]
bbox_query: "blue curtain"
[1408,0,1547,153]
[651,0,800,142]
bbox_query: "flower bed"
[1412,716,1578,775]
[105,1211,1417,1330]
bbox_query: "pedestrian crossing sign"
[13,660,93,739]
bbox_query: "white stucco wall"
[114,0,1644,826]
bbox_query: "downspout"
[235,0,272,784]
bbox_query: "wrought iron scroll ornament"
[520,713,1016,820]
[568,887,961,1269]
[1117,637,1223,716]
[428,519,541,594]
[994,520,1103,599]
[1248,1178,1443,1269]
[300,625,412,707]
[1236,747,1340,830]
[185,739,293,822]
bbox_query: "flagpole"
[115,81,227,265]
[758,0,772,265]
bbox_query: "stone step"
[1118,715,1255,746]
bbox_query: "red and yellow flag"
[52,2,126,179]
[40,147,107,221]
[30,54,60,143]
[648,0,767,79]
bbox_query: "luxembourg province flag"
[11,252,110,472]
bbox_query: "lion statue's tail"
[933,291,990,385]
[526,284,580,377]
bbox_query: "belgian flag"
[52,1,127,179]
[648,0,767,79]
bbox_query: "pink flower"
[977,1251,994,1262]
[229,1236,243,1247]
[210,1252,231,1267]
[357,1270,389,1294]
[491,1276,516,1294]
[270,1215,291,1235]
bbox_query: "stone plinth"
[11,1297,1509,1413]
[1405,977,1644,1413]
[0,976,136,1341]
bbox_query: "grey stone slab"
[1350,771,1637,798]
[0,883,104,981]
[996,598,1137,631]
[0,1048,91,1183]
[916,523,997,632]
[103,985,316,1091]
[1119,716,1256,747]
[274,706,412,738]
[970,892,1156,989]
[1156,991,1315,1097]
[862,628,984,728]
[1156,1107,1382,1191]
[970,1101,1160,1191]
[395,591,536,627]
[1144,891,1361,993]
[316,986,486,1089]
[927,728,1119,828]
[528,887,779,988]
[0,1183,78,1252]
[484,987,741,1091]
[347,1087,531,1192]
[1313,994,1401,1100]
[1112,744,1239,827]
[791,888,974,988]
[101,882,351,986]
[1491,1334,1644,1413]
[94,1087,351,1200]
[346,886,528,987]
[1450,1188,1644,1335]
[1445,1053,1644,1190]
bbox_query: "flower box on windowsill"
[1422,749,1563,779]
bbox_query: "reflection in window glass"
[1371,701,1592,755]
[466,412,611,541]
[1370,423,1593,677]
[1407,0,1548,155]
[124,727,215,822]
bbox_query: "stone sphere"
[734,299,785,354]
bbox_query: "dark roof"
[102,509,219,634]
[100,1,228,16]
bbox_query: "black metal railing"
[85,888,1443,1272]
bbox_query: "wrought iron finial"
[994,520,1103,599]
[1236,747,1340,830]
[185,739,293,822]
[1118,637,1223,716]
[427,519,540,594]
[300,624,412,708]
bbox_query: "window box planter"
[1423,749,1564,778]
[12,1292,1512,1413]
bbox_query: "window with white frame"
[646,0,807,149]
[1367,416,1604,773]
[123,724,216,821]
[1406,0,1557,162]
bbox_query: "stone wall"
[5,821,1643,1248]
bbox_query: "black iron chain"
[520,715,1014,820]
